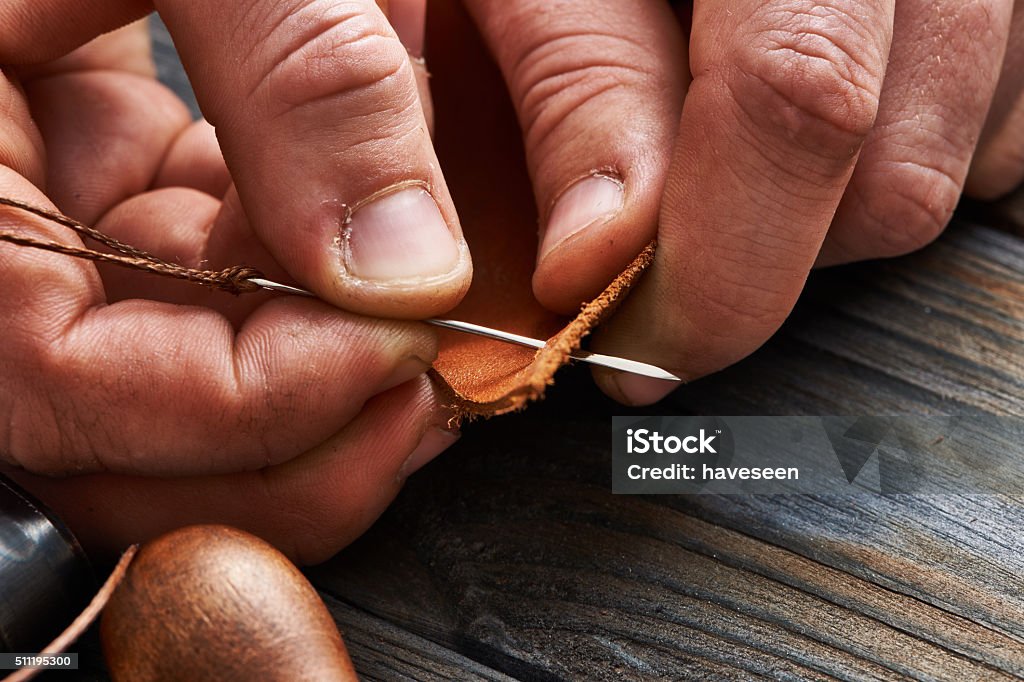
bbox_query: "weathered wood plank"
[322,593,516,682]
[315,422,1024,679]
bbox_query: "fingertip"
[398,425,460,480]
[27,71,192,223]
[16,17,155,80]
[593,368,679,407]
[0,0,151,65]
[0,72,45,188]
[613,374,680,406]
[154,119,231,198]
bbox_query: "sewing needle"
[247,277,683,382]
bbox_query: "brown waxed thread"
[0,197,265,295]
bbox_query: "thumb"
[462,0,688,313]
[154,0,471,318]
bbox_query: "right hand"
[449,0,1022,405]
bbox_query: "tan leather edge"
[433,242,657,421]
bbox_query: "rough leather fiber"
[427,1,654,418]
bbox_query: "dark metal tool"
[0,475,94,652]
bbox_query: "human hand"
[0,3,461,564]
[457,0,1023,404]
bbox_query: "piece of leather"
[427,1,654,418]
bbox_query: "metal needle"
[246,277,683,382]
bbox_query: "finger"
[26,70,192,223]
[0,70,45,189]
[389,0,435,136]
[3,295,438,477]
[389,0,424,58]
[15,18,155,81]
[967,2,1024,200]
[154,0,471,318]
[818,0,1013,265]
[0,1,152,65]
[463,0,687,313]
[594,0,895,405]
[91,187,230,302]
[153,119,233,198]
[93,186,288,325]
[145,10,429,201]
[7,377,458,565]
[21,17,227,210]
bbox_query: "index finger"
[1,0,472,320]
[594,0,895,403]
[154,0,471,318]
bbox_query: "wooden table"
[103,20,1024,681]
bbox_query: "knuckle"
[248,4,416,119]
[725,6,886,155]
[16,349,82,473]
[42,347,131,473]
[508,30,660,154]
[4,374,103,476]
[696,263,797,341]
[227,367,325,470]
[207,379,281,469]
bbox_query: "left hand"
[0,17,456,566]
